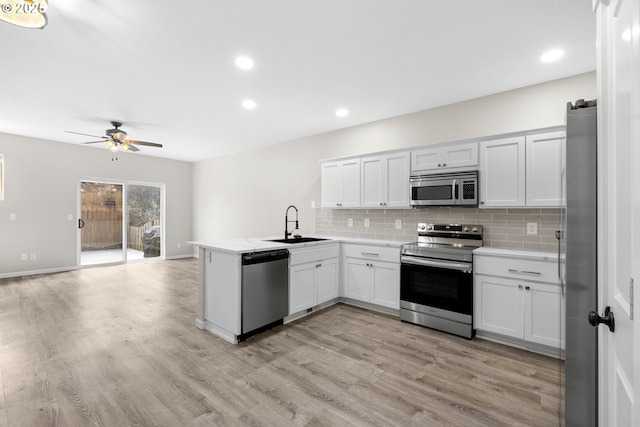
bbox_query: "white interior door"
[597,0,639,424]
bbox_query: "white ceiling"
[0,0,596,162]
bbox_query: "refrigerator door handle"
[556,229,565,298]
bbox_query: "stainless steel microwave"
[410,171,478,207]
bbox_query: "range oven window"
[400,261,472,315]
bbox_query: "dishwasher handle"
[242,249,290,265]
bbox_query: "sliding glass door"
[126,184,162,261]
[79,180,163,266]
[79,181,124,266]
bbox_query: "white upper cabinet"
[525,131,565,207]
[361,152,410,208]
[321,159,360,208]
[479,136,526,207]
[479,131,565,208]
[411,141,478,174]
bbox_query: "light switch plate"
[311,200,316,208]
[364,218,370,228]
[348,218,353,227]
[9,213,16,221]
[395,219,402,229]
[527,222,538,235]
[67,213,73,220]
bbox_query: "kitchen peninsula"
[190,236,405,344]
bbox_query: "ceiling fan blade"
[65,130,108,139]
[128,140,163,148]
[82,140,108,144]
[121,142,140,152]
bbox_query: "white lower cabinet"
[473,249,565,353]
[289,246,339,315]
[343,244,400,310]
[289,263,317,314]
[474,275,523,339]
[316,259,339,304]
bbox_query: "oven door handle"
[401,256,472,272]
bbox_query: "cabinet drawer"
[290,244,339,266]
[474,255,559,284]
[342,244,399,263]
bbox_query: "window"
[0,154,4,201]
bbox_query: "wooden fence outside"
[81,206,159,252]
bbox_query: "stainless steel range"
[400,223,483,339]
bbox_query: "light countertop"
[189,235,409,254]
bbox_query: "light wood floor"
[0,259,563,426]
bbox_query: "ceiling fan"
[65,121,163,153]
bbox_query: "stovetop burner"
[401,223,483,262]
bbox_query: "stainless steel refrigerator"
[560,99,598,427]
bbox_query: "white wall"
[0,134,193,276]
[193,72,596,241]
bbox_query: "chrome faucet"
[284,205,300,240]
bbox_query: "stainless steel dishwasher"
[241,249,289,336]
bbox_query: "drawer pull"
[508,269,541,276]
[362,252,380,257]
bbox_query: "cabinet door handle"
[380,202,384,206]
[525,286,531,291]
[508,269,541,276]
[316,263,322,268]
[518,284,523,290]
[362,252,380,257]
[442,163,446,167]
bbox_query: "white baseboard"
[203,321,239,344]
[165,254,196,260]
[0,266,78,279]
[475,330,565,359]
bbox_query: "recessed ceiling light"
[540,49,564,63]
[336,108,349,118]
[242,99,256,110]
[235,56,254,70]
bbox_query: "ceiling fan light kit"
[65,121,163,160]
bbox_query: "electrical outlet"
[67,213,73,220]
[311,200,316,208]
[9,213,16,221]
[21,253,27,261]
[364,218,370,228]
[30,253,37,260]
[177,243,181,249]
[395,219,402,229]
[348,218,353,227]
[527,222,538,235]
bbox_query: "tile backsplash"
[316,207,561,253]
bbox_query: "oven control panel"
[417,223,482,235]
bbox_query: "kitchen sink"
[265,237,329,244]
